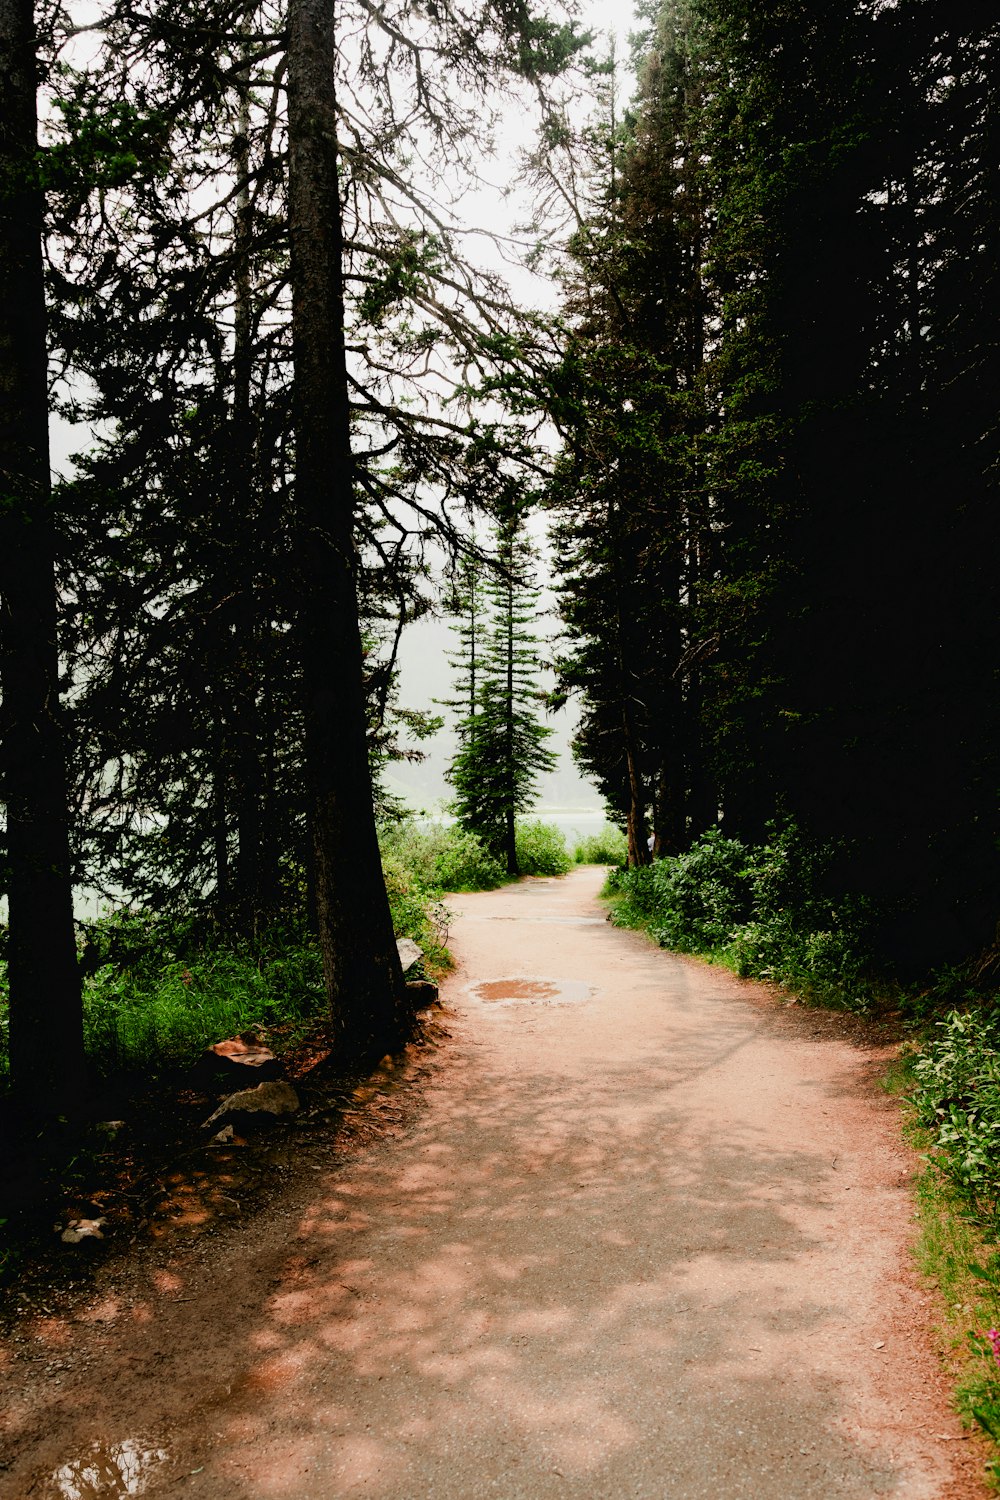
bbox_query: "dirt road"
[0,866,989,1498]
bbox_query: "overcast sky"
[51,0,639,816]
[391,0,638,813]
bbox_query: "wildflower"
[988,1329,1000,1371]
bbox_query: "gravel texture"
[0,865,989,1499]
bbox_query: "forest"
[2,0,1000,1398]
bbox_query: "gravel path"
[1,866,989,1498]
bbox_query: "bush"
[910,1006,1000,1221]
[379,819,504,893]
[604,821,876,1008]
[573,823,628,865]
[515,819,572,876]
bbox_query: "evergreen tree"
[46,0,585,941]
[0,0,85,1108]
[550,0,1000,965]
[542,2,714,864]
[446,511,556,874]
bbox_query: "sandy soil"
[0,866,991,1499]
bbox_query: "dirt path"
[0,866,990,1499]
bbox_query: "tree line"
[0,0,584,1111]
[3,0,997,1115]
[545,0,1000,973]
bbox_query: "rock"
[396,937,422,974]
[406,979,439,1008]
[198,1035,281,1088]
[212,1124,235,1143]
[60,1217,106,1245]
[202,1080,300,1130]
[94,1120,125,1139]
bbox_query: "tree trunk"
[0,0,85,1110]
[286,0,405,1057]
[503,573,518,876]
[229,78,267,934]
[622,711,650,868]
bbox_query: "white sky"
[50,0,640,814]
[391,0,639,813]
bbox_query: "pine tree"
[542,1,714,864]
[0,0,85,1109]
[446,511,556,875]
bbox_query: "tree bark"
[0,0,85,1109]
[286,0,405,1057]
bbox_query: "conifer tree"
[0,0,85,1108]
[446,511,556,874]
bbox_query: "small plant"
[910,1007,1000,1224]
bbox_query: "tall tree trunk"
[229,76,267,934]
[607,499,650,868]
[286,0,405,1056]
[503,574,517,876]
[0,0,85,1109]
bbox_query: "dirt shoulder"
[0,866,990,1499]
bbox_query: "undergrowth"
[573,823,628,865]
[894,1046,1000,1483]
[0,814,577,1087]
[604,823,878,1010]
[514,819,573,876]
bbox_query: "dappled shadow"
[2,869,963,1499]
[146,1052,903,1497]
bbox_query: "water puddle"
[469,977,593,1007]
[40,1439,169,1499]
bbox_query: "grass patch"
[80,937,327,1076]
[890,1051,1000,1483]
[0,832,456,1085]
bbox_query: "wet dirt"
[469,977,593,1005]
[0,867,990,1498]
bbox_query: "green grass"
[80,940,327,1075]
[889,1054,1000,1483]
[0,831,457,1084]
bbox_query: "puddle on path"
[40,1439,169,1499]
[469,977,593,1007]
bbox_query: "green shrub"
[432,828,506,891]
[379,819,504,893]
[604,822,876,1009]
[910,1007,1000,1221]
[515,819,572,876]
[648,829,752,949]
[573,823,628,865]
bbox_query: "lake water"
[417,807,612,850]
